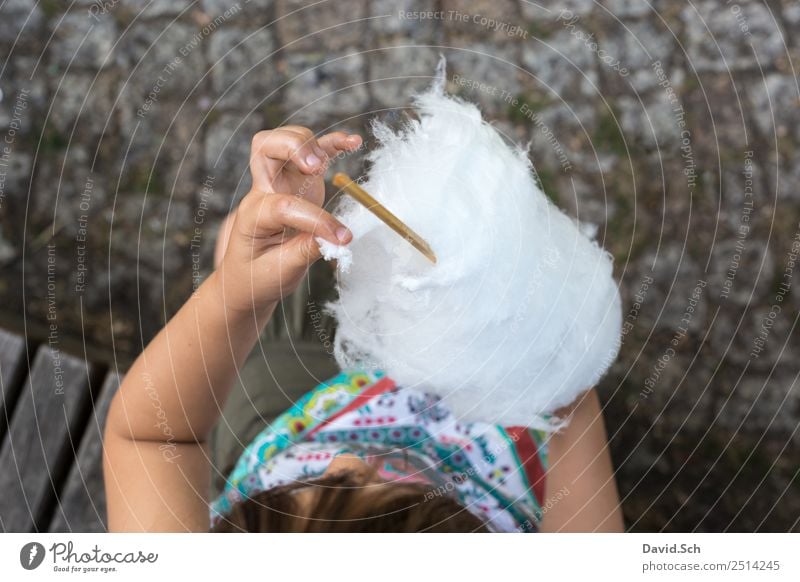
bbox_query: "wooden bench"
[0,328,119,532]
[0,281,337,532]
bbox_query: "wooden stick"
[332,172,437,264]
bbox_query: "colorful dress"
[211,369,550,532]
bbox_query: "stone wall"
[1,0,798,530]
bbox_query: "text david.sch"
[642,543,701,554]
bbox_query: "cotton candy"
[316,237,353,272]
[319,59,622,429]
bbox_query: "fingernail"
[306,152,321,167]
[335,226,350,243]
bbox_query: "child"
[103,126,624,532]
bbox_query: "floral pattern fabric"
[211,369,550,532]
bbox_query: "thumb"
[275,232,324,274]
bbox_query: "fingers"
[238,191,351,247]
[249,126,362,190]
[254,231,325,284]
[281,232,324,268]
[283,126,362,159]
[250,128,325,186]
[317,131,362,157]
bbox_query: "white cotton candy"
[316,237,353,273]
[320,60,622,429]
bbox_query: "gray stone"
[719,153,764,227]
[0,83,36,132]
[0,0,44,46]
[441,0,526,41]
[710,300,797,369]
[2,56,49,117]
[748,73,800,144]
[161,111,208,202]
[617,90,682,150]
[521,29,599,99]
[48,71,119,138]
[196,0,273,33]
[106,193,193,274]
[118,0,195,19]
[521,0,594,21]
[208,27,279,110]
[525,102,593,174]
[276,0,366,52]
[204,112,264,201]
[112,92,210,203]
[637,243,709,334]
[50,12,118,71]
[490,118,530,144]
[445,43,521,110]
[714,372,800,434]
[708,238,775,308]
[201,0,272,16]
[368,44,440,108]
[602,0,652,19]
[683,1,786,73]
[778,157,800,203]
[283,50,369,124]
[120,21,208,105]
[633,347,710,421]
[0,227,16,262]
[0,147,32,209]
[785,2,800,26]
[369,0,439,38]
[562,175,618,228]
[28,146,100,235]
[600,18,676,92]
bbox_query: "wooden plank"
[0,346,94,532]
[0,329,28,443]
[49,372,120,532]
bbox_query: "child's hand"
[250,126,362,207]
[216,126,362,313]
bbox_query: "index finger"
[249,128,327,189]
[238,191,351,246]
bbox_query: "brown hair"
[211,472,489,532]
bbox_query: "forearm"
[107,271,275,443]
[540,389,625,532]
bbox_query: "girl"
[103,126,624,533]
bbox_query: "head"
[211,454,489,532]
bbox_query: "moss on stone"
[507,93,548,125]
[593,106,627,155]
[532,165,559,204]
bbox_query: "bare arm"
[539,389,625,532]
[102,273,274,531]
[103,128,362,532]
